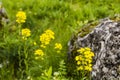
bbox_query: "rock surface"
[68,18,120,80]
[0,2,9,28]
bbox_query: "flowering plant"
[16,11,26,24]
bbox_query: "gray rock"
[68,18,120,80]
[0,2,9,28]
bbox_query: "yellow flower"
[88,64,92,67]
[16,11,26,24]
[40,33,50,45]
[84,66,92,71]
[40,30,55,46]
[22,28,31,37]
[84,54,91,59]
[82,61,87,65]
[84,51,90,55]
[54,43,62,50]
[75,56,83,61]
[77,61,81,65]
[85,59,92,63]
[34,49,44,56]
[75,56,79,61]
[84,47,91,51]
[45,29,55,39]
[75,47,94,71]
[77,48,85,53]
[90,52,94,57]
[77,66,83,71]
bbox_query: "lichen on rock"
[68,16,120,80]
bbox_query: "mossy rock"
[75,14,120,38]
[67,14,120,79]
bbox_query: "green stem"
[18,45,23,79]
[24,41,29,77]
[18,24,22,36]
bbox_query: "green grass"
[0,0,120,80]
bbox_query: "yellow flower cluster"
[22,28,31,40]
[34,49,44,60]
[40,29,55,48]
[54,43,62,53]
[75,47,94,71]
[16,11,26,24]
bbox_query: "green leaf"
[47,66,52,80]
